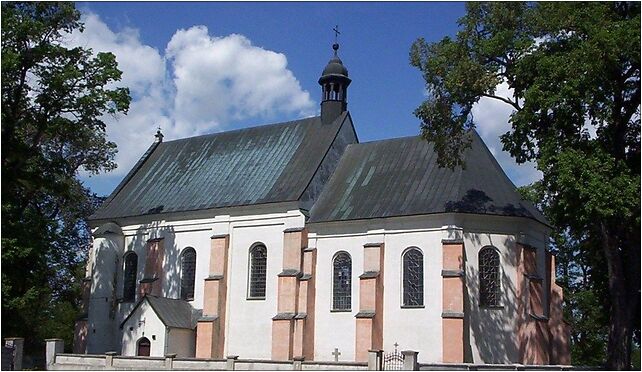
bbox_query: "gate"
[383,343,404,370]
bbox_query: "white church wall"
[121,301,167,357]
[462,217,550,364]
[114,233,148,332]
[87,233,124,354]
[381,229,443,363]
[311,234,363,362]
[309,214,550,364]
[309,223,445,363]
[167,229,213,308]
[89,203,304,360]
[226,223,283,359]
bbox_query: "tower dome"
[319,43,351,124]
[320,44,349,78]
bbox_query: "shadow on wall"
[101,220,184,355]
[464,233,520,364]
[88,225,124,354]
[125,219,181,299]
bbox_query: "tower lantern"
[319,41,351,124]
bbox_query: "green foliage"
[412,2,640,369]
[1,2,130,359]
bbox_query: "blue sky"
[73,2,540,196]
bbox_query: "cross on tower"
[332,25,341,43]
[155,125,164,143]
[332,347,341,361]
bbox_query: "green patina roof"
[308,131,547,225]
[90,114,347,221]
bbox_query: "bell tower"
[319,42,351,124]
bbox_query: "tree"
[410,2,640,369]
[1,2,130,359]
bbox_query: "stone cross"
[332,347,341,361]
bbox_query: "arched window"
[479,246,501,307]
[180,247,197,301]
[248,244,267,299]
[123,252,138,302]
[332,252,352,310]
[137,337,151,356]
[402,248,424,307]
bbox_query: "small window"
[479,246,501,307]
[332,252,352,310]
[180,247,196,301]
[402,248,424,307]
[248,244,267,299]
[123,252,138,302]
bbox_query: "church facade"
[75,43,570,365]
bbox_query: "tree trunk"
[601,223,633,370]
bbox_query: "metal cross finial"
[394,342,399,350]
[154,125,164,143]
[333,25,340,42]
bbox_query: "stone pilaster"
[547,253,571,364]
[441,239,465,363]
[293,247,317,360]
[516,242,549,365]
[355,243,384,362]
[272,227,308,361]
[196,234,230,359]
[139,238,164,297]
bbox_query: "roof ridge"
[162,115,320,144]
[95,140,162,213]
[294,112,350,201]
[351,134,421,146]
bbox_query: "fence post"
[165,353,176,370]
[226,355,238,370]
[293,356,304,370]
[4,337,24,371]
[401,350,418,370]
[368,349,383,370]
[104,351,117,370]
[45,339,64,370]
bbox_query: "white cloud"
[471,81,542,187]
[67,12,315,193]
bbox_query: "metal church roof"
[90,114,348,221]
[308,131,547,225]
[120,295,197,329]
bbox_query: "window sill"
[247,297,266,301]
[401,305,425,309]
[330,309,352,313]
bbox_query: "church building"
[75,42,570,365]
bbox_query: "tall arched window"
[402,248,424,307]
[332,252,352,310]
[123,252,138,302]
[479,246,501,307]
[248,244,267,299]
[180,247,196,301]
